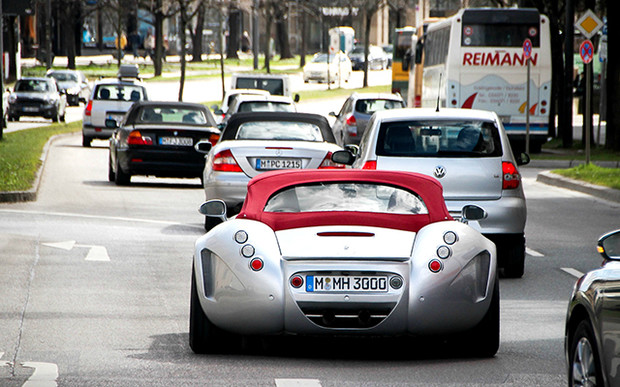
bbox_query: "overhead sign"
[580,39,594,64]
[575,10,604,39]
[523,39,532,60]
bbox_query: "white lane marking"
[526,247,544,257]
[22,362,58,387]
[83,245,110,262]
[275,379,322,387]
[0,209,185,227]
[43,241,110,262]
[0,351,8,367]
[562,267,584,278]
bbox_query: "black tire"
[108,155,116,182]
[204,216,222,232]
[189,265,234,354]
[114,157,131,185]
[52,110,59,123]
[568,320,603,386]
[9,115,18,122]
[461,277,500,357]
[82,136,92,147]
[60,111,66,122]
[502,240,525,279]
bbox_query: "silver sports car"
[190,169,499,356]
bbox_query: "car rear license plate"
[159,137,193,146]
[306,275,388,293]
[23,107,39,112]
[256,158,302,170]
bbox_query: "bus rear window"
[462,24,540,47]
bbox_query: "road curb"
[537,170,620,203]
[0,132,74,203]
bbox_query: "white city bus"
[418,8,551,152]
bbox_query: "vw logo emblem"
[434,165,446,178]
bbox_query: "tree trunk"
[363,10,371,88]
[191,4,205,62]
[264,5,272,73]
[275,4,293,59]
[227,8,240,60]
[154,0,164,77]
[178,14,187,102]
[300,7,306,68]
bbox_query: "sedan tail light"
[127,130,153,145]
[318,152,346,169]
[212,149,243,172]
[208,133,220,146]
[502,161,521,189]
[84,100,92,116]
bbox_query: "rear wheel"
[569,320,602,386]
[189,265,234,354]
[108,155,116,182]
[461,277,499,357]
[114,157,130,185]
[502,237,525,278]
[204,216,222,232]
[82,135,92,147]
[52,110,59,122]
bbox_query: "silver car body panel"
[194,219,497,336]
[203,140,343,206]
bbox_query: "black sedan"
[566,229,620,386]
[108,101,220,185]
[8,77,67,122]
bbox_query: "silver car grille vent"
[297,302,396,329]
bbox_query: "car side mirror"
[294,94,300,103]
[105,118,119,129]
[331,149,356,165]
[598,229,620,261]
[344,144,359,157]
[199,200,227,223]
[214,109,223,115]
[516,152,530,166]
[328,111,337,118]
[414,40,423,65]
[460,205,488,223]
[194,140,212,154]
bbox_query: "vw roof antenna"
[435,73,442,112]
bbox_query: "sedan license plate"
[23,107,39,112]
[159,136,193,146]
[256,158,302,170]
[306,275,388,293]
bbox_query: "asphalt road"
[1,129,619,386]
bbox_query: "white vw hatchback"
[332,108,530,278]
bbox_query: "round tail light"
[429,259,443,273]
[290,275,304,288]
[250,258,263,271]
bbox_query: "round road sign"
[523,39,532,59]
[580,39,594,64]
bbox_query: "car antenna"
[435,73,442,112]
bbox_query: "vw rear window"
[376,120,502,157]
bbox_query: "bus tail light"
[362,160,377,170]
[213,149,243,172]
[502,161,521,190]
[319,152,346,169]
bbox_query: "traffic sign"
[599,35,607,62]
[523,39,532,60]
[580,39,594,64]
[575,10,603,39]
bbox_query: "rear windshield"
[48,72,78,82]
[136,106,208,125]
[95,84,146,102]
[264,182,428,215]
[236,121,323,141]
[376,120,502,157]
[15,80,54,92]
[235,78,284,96]
[355,99,404,115]
[238,101,294,113]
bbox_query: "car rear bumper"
[203,171,250,208]
[117,148,205,178]
[9,104,57,118]
[82,124,114,140]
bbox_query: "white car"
[197,112,345,231]
[212,88,270,124]
[331,108,531,278]
[303,52,352,84]
[220,94,297,126]
[82,72,148,147]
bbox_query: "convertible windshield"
[376,120,502,157]
[136,106,208,124]
[264,182,428,214]
[237,121,323,141]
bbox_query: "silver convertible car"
[190,169,499,356]
[565,229,620,386]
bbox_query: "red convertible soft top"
[237,169,452,232]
